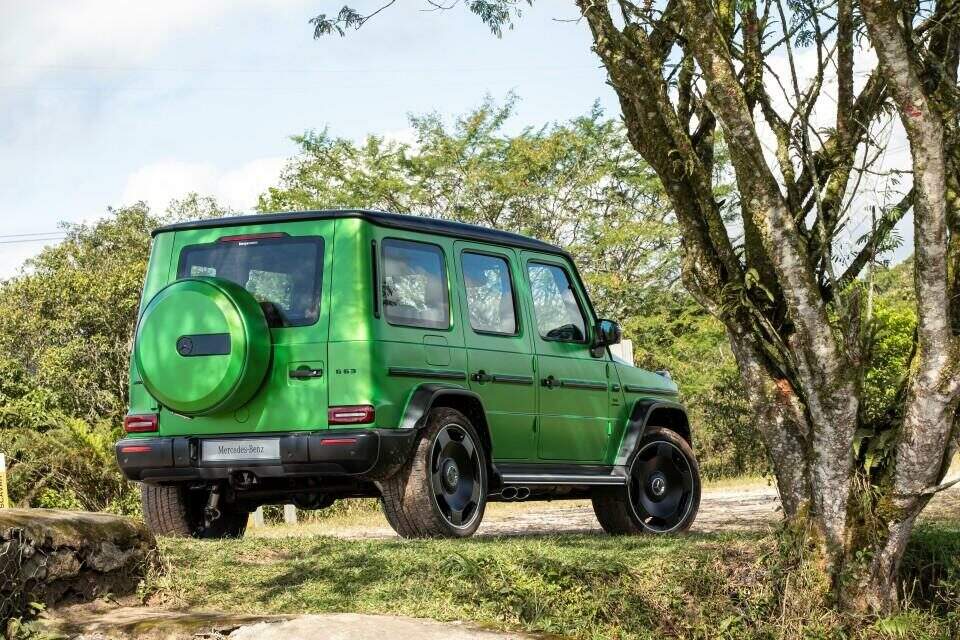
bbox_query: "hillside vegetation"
[0,101,914,516]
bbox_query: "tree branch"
[838,189,915,288]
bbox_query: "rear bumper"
[115,429,416,484]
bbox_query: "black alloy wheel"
[430,423,484,529]
[591,428,701,535]
[378,407,489,538]
[628,438,696,532]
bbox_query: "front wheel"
[379,407,488,538]
[141,484,248,539]
[592,428,701,534]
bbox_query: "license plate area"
[201,438,281,464]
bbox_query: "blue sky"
[0,1,618,277]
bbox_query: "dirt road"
[268,484,785,541]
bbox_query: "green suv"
[117,210,700,538]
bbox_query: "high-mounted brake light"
[327,405,375,425]
[124,414,158,433]
[218,232,288,243]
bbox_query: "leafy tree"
[311,0,960,611]
[0,197,231,512]
[262,98,763,475]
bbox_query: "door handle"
[290,367,323,379]
[470,370,493,383]
[540,375,557,389]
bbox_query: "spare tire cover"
[134,277,271,416]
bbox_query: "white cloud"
[120,157,287,212]
[381,127,419,147]
[0,0,308,85]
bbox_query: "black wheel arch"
[614,398,692,467]
[399,383,493,461]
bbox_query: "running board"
[498,465,628,487]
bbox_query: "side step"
[497,464,627,487]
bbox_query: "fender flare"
[397,383,486,430]
[613,398,691,467]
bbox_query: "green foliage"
[0,99,784,515]
[0,197,232,513]
[310,1,529,38]
[263,97,759,478]
[860,260,918,428]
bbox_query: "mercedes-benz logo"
[650,476,667,496]
[176,336,194,356]
[442,460,460,490]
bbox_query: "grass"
[147,520,960,640]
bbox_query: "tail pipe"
[498,486,530,501]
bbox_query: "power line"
[0,231,63,239]
[0,236,65,245]
[1,63,602,74]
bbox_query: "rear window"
[177,236,323,327]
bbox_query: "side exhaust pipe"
[498,486,530,501]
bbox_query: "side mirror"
[593,319,622,348]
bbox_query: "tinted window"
[381,239,450,329]
[462,253,517,335]
[527,263,587,342]
[178,237,323,327]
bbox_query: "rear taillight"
[327,405,375,425]
[118,444,153,454]
[124,414,158,433]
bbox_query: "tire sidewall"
[625,428,701,534]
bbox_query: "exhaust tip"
[501,486,518,500]
[515,487,531,500]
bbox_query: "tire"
[592,428,701,535]
[379,407,489,538]
[141,484,248,539]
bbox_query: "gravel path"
[274,484,787,540]
[263,480,959,540]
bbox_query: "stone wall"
[0,508,157,625]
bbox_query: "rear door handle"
[541,375,557,388]
[290,367,323,379]
[471,370,493,383]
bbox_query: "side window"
[527,262,587,343]
[461,252,517,335]
[381,239,450,329]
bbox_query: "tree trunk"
[724,326,811,517]
[857,0,960,613]
[574,0,960,613]
[577,0,960,611]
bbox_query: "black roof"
[152,209,568,256]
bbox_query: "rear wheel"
[141,484,248,539]
[592,428,700,534]
[379,407,488,538]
